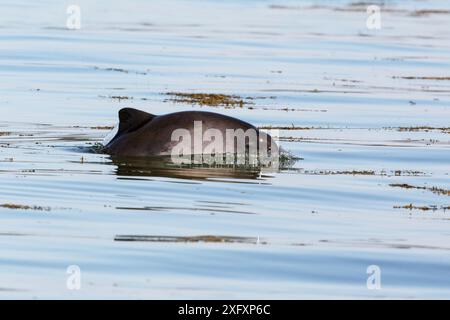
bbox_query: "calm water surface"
[0,0,449,298]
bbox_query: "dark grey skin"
[104,108,278,158]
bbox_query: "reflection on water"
[108,151,298,180]
[0,0,450,299]
[111,155,263,180]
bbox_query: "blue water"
[0,0,449,298]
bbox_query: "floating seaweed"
[165,92,250,108]
[394,204,450,211]
[394,76,450,80]
[114,235,263,244]
[0,203,51,211]
[390,184,450,196]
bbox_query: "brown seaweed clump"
[410,10,450,17]
[258,125,317,130]
[165,92,250,108]
[390,184,450,196]
[90,126,115,130]
[394,204,450,211]
[114,235,263,244]
[396,126,450,134]
[109,96,133,101]
[0,203,51,211]
[394,76,450,80]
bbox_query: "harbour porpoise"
[104,108,279,165]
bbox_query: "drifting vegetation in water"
[0,203,51,211]
[410,10,450,17]
[288,169,425,177]
[164,92,324,112]
[109,95,133,101]
[394,204,450,211]
[93,66,148,75]
[270,2,450,19]
[394,76,450,80]
[71,125,115,130]
[313,170,375,175]
[165,92,251,108]
[395,126,450,134]
[90,126,115,130]
[392,76,450,81]
[258,125,318,130]
[114,235,263,244]
[390,184,450,196]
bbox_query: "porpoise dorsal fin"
[118,108,156,135]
